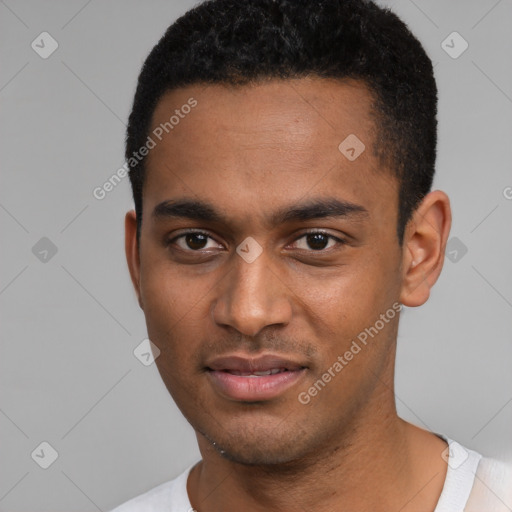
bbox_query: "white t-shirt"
[109,435,512,512]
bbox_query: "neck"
[187,392,448,512]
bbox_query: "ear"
[399,190,452,307]
[125,210,144,310]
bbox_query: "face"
[127,77,408,465]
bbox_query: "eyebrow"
[152,197,369,227]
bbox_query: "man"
[112,0,511,510]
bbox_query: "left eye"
[291,232,343,251]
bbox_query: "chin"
[197,424,317,467]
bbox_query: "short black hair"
[126,0,437,245]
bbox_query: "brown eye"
[305,233,330,250]
[292,231,345,252]
[168,231,222,252]
[184,233,208,250]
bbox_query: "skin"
[125,77,452,512]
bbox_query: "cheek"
[291,255,400,369]
[140,248,207,323]
[140,263,212,368]
[296,260,393,323]
[145,290,209,409]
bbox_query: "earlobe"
[399,190,452,307]
[125,210,144,310]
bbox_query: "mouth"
[205,354,308,401]
[218,368,292,376]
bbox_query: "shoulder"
[466,455,512,511]
[108,463,197,512]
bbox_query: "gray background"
[1,0,511,510]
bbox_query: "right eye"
[166,231,224,252]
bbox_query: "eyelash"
[166,229,346,253]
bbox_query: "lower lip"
[207,369,306,401]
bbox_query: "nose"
[212,245,293,337]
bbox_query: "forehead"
[143,77,397,229]
[149,76,377,157]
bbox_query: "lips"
[224,368,287,376]
[206,354,304,372]
[205,354,307,401]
